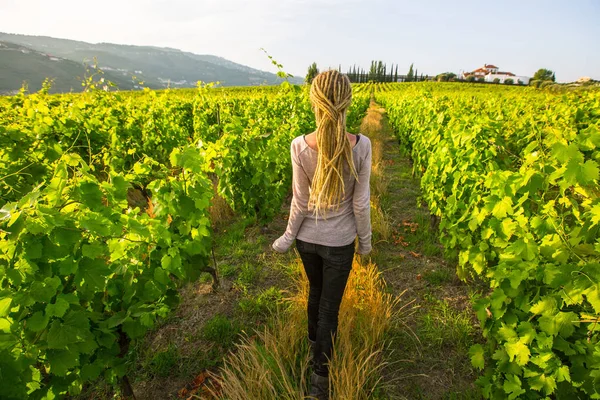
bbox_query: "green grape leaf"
[528,373,557,395]
[58,257,78,275]
[492,196,514,219]
[46,297,70,318]
[108,239,128,262]
[31,276,61,303]
[81,362,104,381]
[27,311,49,332]
[585,285,600,313]
[503,374,526,399]
[76,181,104,210]
[590,204,600,226]
[554,312,578,338]
[469,344,485,370]
[564,159,599,185]
[108,175,130,201]
[79,213,113,237]
[530,296,558,316]
[498,325,518,341]
[26,241,43,260]
[122,318,146,339]
[505,338,531,366]
[46,349,80,377]
[75,258,110,293]
[153,268,169,285]
[47,311,92,349]
[530,352,553,368]
[0,298,11,317]
[82,243,106,259]
[556,365,571,383]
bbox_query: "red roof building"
[459,64,529,85]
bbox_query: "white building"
[460,64,530,85]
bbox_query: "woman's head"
[310,70,352,122]
[308,70,358,217]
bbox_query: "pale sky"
[1,0,598,82]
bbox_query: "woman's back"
[290,133,371,249]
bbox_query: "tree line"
[305,61,428,84]
[306,63,560,87]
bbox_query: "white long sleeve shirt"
[272,134,372,254]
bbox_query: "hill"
[0,33,302,94]
[0,41,136,94]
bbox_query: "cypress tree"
[305,62,319,84]
[406,63,414,82]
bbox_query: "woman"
[272,70,372,399]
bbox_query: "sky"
[1,0,599,82]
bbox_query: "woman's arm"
[353,139,372,254]
[272,143,310,253]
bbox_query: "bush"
[540,80,554,89]
[529,79,541,88]
[504,78,514,85]
[466,76,476,82]
[492,78,500,84]
[477,77,485,83]
[517,79,524,85]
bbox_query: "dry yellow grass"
[214,256,400,399]
[207,176,234,226]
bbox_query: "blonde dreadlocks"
[308,70,358,217]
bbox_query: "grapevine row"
[377,83,600,399]
[0,83,369,398]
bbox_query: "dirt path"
[362,102,481,399]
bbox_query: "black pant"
[296,238,354,377]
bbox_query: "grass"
[238,287,283,317]
[235,261,264,289]
[418,296,475,352]
[203,314,243,347]
[144,344,180,378]
[423,268,453,286]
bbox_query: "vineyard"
[0,81,598,399]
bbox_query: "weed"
[145,344,179,378]
[218,263,237,278]
[235,261,263,289]
[238,287,283,317]
[418,299,474,352]
[423,268,452,285]
[203,314,242,348]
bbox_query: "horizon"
[1,0,599,83]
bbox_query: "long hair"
[308,70,358,218]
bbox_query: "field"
[0,82,599,399]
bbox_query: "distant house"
[460,64,530,85]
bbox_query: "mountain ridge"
[0,32,302,94]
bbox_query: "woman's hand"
[272,235,293,253]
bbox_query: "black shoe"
[309,372,329,400]
[308,337,316,365]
